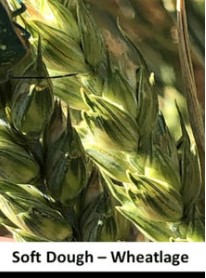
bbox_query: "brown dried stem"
[176,0,205,187]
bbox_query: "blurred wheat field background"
[0,0,204,242]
